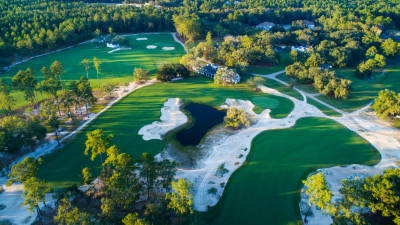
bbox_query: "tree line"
[0,0,175,65]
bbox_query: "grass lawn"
[248,49,291,75]
[205,117,380,225]
[307,98,342,117]
[39,77,294,189]
[262,77,304,101]
[1,33,184,108]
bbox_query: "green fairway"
[1,33,184,108]
[206,117,380,225]
[39,77,294,189]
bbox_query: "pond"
[175,103,226,146]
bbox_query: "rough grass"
[205,117,380,225]
[2,33,184,108]
[39,77,294,189]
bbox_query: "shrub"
[133,68,151,83]
[220,182,225,188]
[224,107,250,129]
[215,163,229,178]
[207,187,217,195]
[234,162,239,165]
[394,118,400,128]
[156,64,176,82]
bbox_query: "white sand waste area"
[139,98,188,140]
[146,45,157,49]
[136,38,148,40]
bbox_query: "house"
[198,64,241,84]
[275,45,286,52]
[319,63,332,70]
[291,45,310,52]
[106,43,119,48]
[303,20,315,29]
[256,22,276,31]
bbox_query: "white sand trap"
[138,98,188,140]
[146,45,157,49]
[162,47,175,50]
[136,38,148,40]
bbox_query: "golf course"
[0,33,392,225]
[2,33,184,107]
[205,117,380,225]
[38,77,294,188]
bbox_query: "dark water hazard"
[176,103,226,146]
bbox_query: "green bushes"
[224,107,250,129]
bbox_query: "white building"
[291,45,311,52]
[199,64,241,84]
[256,22,276,31]
[303,20,315,29]
[106,43,119,48]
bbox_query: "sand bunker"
[138,98,188,140]
[162,47,175,50]
[146,45,157,49]
[136,38,148,40]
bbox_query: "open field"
[0,33,184,108]
[38,77,294,189]
[205,117,380,225]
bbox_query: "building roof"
[256,22,275,27]
[303,20,315,26]
[202,65,218,75]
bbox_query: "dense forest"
[2,0,400,68]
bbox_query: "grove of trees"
[303,170,400,225]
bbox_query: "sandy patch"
[162,47,175,50]
[107,47,131,53]
[146,45,157,49]
[139,98,188,140]
[0,177,55,225]
[136,38,148,40]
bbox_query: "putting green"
[206,117,380,225]
[39,77,294,189]
[2,33,184,108]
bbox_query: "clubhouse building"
[198,64,241,84]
